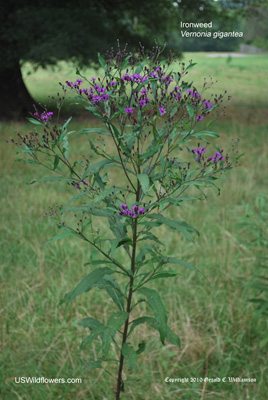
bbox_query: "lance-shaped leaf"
[137,173,150,195]
[28,176,73,185]
[79,317,106,350]
[60,267,115,305]
[27,117,43,125]
[96,275,125,311]
[192,131,219,139]
[137,288,167,344]
[151,271,179,280]
[122,343,138,370]
[186,103,195,119]
[128,316,180,346]
[147,213,199,242]
[161,257,197,270]
[77,128,111,136]
[102,312,129,355]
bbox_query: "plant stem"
[115,218,137,399]
[115,181,140,399]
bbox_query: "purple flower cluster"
[118,203,146,218]
[66,79,110,105]
[159,105,166,116]
[191,146,206,162]
[171,86,182,100]
[203,100,213,109]
[125,107,134,115]
[187,89,201,99]
[208,151,224,163]
[121,73,148,83]
[195,115,203,121]
[66,79,83,89]
[34,111,53,122]
[75,179,87,190]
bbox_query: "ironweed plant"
[10,44,242,399]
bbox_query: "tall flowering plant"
[10,45,241,399]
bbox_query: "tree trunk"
[0,61,35,120]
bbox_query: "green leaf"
[128,316,180,347]
[18,158,39,165]
[121,55,133,70]
[136,340,146,354]
[102,312,129,356]
[192,131,219,139]
[185,62,197,71]
[28,176,73,185]
[27,117,43,125]
[45,231,75,245]
[107,311,129,332]
[53,154,59,170]
[138,231,164,246]
[97,275,125,311]
[79,317,105,331]
[77,128,111,136]
[135,60,146,74]
[98,53,107,70]
[166,330,181,346]
[186,103,195,119]
[122,343,138,370]
[60,267,115,305]
[128,316,156,338]
[137,174,150,194]
[82,159,114,179]
[147,214,198,242]
[162,257,197,270]
[116,238,133,248]
[137,288,167,344]
[151,271,179,280]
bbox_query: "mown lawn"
[1,52,267,400]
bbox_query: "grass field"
[1,52,268,400]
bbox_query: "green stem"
[115,180,140,399]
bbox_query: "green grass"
[1,53,268,400]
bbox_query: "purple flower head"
[39,111,53,122]
[191,146,206,159]
[75,78,83,86]
[121,73,133,82]
[141,76,148,83]
[125,107,134,115]
[149,72,158,78]
[97,86,106,94]
[159,105,167,116]
[132,73,143,82]
[132,205,139,212]
[140,88,148,95]
[187,89,201,99]
[110,81,117,86]
[120,203,128,209]
[92,96,101,104]
[139,99,147,107]
[75,179,86,190]
[91,77,96,82]
[208,151,224,163]
[203,100,213,109]
[101,94,110,101]
[195,115,203,121]
[138,207,145,215]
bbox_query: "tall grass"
[1,53,267,399]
